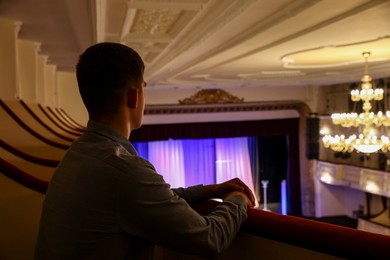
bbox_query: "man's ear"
[127,89,138,108]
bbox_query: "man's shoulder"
[105,147,155,174]
[62,134,158,180]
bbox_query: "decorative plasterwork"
[132,9,181,34]
[146,0,389,88]
[121,0,208,63]
[147,0,321,82]
[127,0,207,10]
[282,36,390,69]
[145,0,259,78]
[178,89,244,105]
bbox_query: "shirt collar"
[86,120,138,155]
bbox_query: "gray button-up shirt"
[35,120,248,259]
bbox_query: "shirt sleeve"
[172,185,207,203]
[116,156,248,258]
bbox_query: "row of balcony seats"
[1,99,390,259]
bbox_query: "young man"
[35,42,254,259]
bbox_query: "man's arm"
[173,178,255,206]
[171,185,206,204]
[117,160,249,258]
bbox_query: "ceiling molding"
[144,0,258,79]
[150,0,320,83]
[141,100,308,125]
[281,36,390,69]
[2,0,390,91]
[186,0,388,80]
[144,100,307,115]
[156,0,390,88]
[124,33,173,43]
[127,0,207,10]
[90,0,107,43]
[120,6,136,40]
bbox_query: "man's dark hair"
[76,42,144,118]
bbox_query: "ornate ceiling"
[1,0,389,90]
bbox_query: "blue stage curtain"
[248,137,260,204]
[182,139,216,187]
[133,137,256,197]
[131,118,300,215]
[148,139,185,188]
[215,137,257,206]
[132,142,148,159]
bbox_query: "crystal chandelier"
[322,52,390,153]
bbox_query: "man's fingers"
[222,178,256,205]
[224,183,244,193]
[231,178,255,203]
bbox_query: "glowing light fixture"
[322,52,390,153]
[320,172,334,184]
[365,181,379,193]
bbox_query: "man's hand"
[223,191,254,207]
[204,178,255,207]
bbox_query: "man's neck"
[93,114,131,139]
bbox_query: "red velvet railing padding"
[192,200,390,259]
[245,208,390,259]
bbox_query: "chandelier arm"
[352,97,358,113]
[385,83,388,111]
[386,80,390,111]
[377,97,384,112]
[363,51,370,75]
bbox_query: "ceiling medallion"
[179,89,244,105]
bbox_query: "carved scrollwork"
[178,89,244,105]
